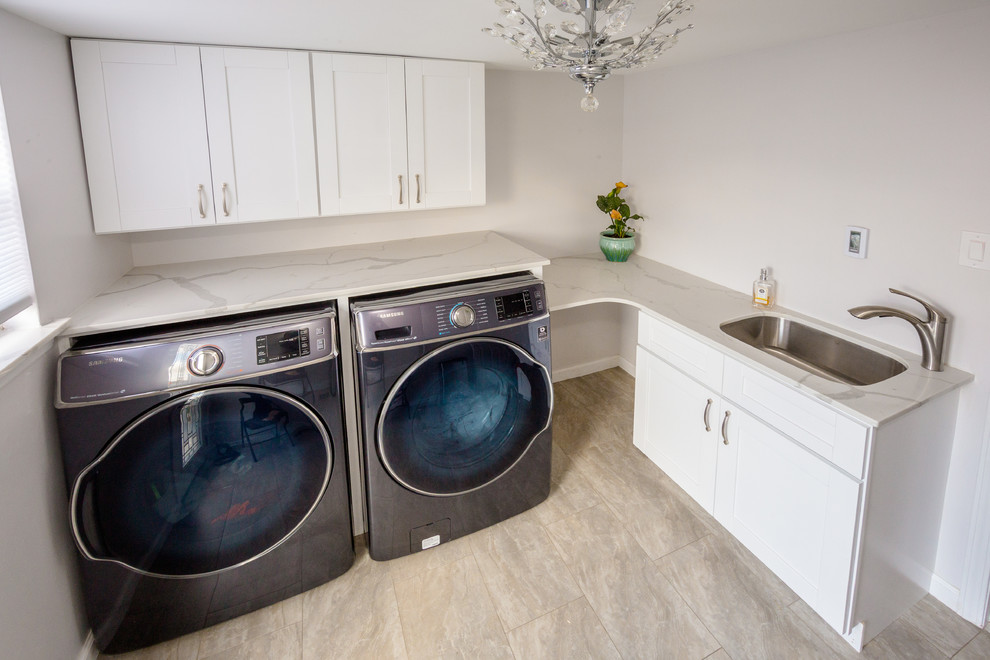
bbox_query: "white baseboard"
[930,573,961,611]
[552,355,635,382]
[77,631,97,660]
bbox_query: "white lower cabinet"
[633,346,720,512]
[633,311,959,650]
[714,404,861,632]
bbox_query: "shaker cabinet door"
[714,405,861,631]
[633,346,719,512]
[201,47,319,224]
[405,59,486,210]
[312,53,408,215]
[72,40,215,233]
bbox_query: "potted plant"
[597,181,643,262]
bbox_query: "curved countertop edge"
[543,253,974,428]
[62,231,550,338]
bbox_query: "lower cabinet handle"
[221,182,230,217]
[398,175,404,205]
[197,184,206,218]
[721,410,732,445]
[703,398,713,432]
[415,173,421,204]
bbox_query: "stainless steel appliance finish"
[55,303,354,653]
[720,314,908,386]
[351,274,553,561]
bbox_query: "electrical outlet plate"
[959,231,990,270]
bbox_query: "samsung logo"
[88,356,124,367]
[378,311,405,319]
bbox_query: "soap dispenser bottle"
[753,267,775,309]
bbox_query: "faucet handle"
[888,288,948,324]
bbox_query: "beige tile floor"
[102,368,989,659]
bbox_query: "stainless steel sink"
[720,315,907,386]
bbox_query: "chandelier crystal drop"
[483,0,694,112]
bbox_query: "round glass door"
[71,386,331,578]
[377,337,552,496]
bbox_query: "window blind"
[0,85,34,326]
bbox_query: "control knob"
[187,346,224,376]
[450,304,476,328]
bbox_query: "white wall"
[0,348,88,660]
[0,9,132,323]
[129,70,625,266]
[623,6,990,602]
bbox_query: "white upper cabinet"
[405,59,486,209]
[313,55,485,215]
[201,47,318,224]
[72,41,215,233]
[312,54,408,215]
[73,40,485,233]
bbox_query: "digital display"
[494,291,533,321]
[256,328,309,365]
[376,326,412,341]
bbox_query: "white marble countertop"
[543,253,973,427]
[64,231,549,337]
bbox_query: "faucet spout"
[847,289,948,372]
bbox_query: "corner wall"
[0,9,132,324]
[622,6,990,609]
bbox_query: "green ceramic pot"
[599,230,636,262]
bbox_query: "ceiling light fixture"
[484,0,694,112]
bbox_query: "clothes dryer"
[351,274,552,560]
[55,303,353,653]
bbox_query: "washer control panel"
[58,312,337,405]
[352,276,547,351]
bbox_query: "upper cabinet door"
[201,47,319,224]
[72,40,215,233]
[312,53,408,215]
[405,59,486,210]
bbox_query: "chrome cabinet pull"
[221,183,230,217]
[415,174,421,204]
[398,175,404,205]
[721,410,731,445]
[703,398,713,432]
[197,184,206,218]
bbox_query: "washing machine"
[351,273,553,561]
[55,302,354,653]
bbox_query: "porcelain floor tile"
[658,532,835,660]
[468,511,583,631]
[505,597,621,659]
[955,630,990,660]
[393,554,513,659]
[196,602,288,658]
[301,539,406,660]
[200,622,301,660]
[528,444,603,526]
[861,618,948,659]
[385,534,473,584]
[546,504,720,659]
[788,598,863,659]
[900,594,980,656]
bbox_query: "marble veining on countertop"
[543,253,973,427]
[64,231,549,337]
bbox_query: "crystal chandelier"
[484,0,694,112]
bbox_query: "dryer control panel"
[351,275,547,351]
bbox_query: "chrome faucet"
[848,289,949,371]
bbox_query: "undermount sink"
[720,314,907,386]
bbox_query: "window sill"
[0,316,68,390]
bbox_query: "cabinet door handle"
[415,174,421,204]
[721,410,732,445]
[221,182,230,217]
[398,175,404,205]
[197,184,206,218]
[703,398,713,432]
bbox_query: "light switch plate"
[959,231,990,270]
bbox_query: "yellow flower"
[614,181,628,189]
[610,209,622,221]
